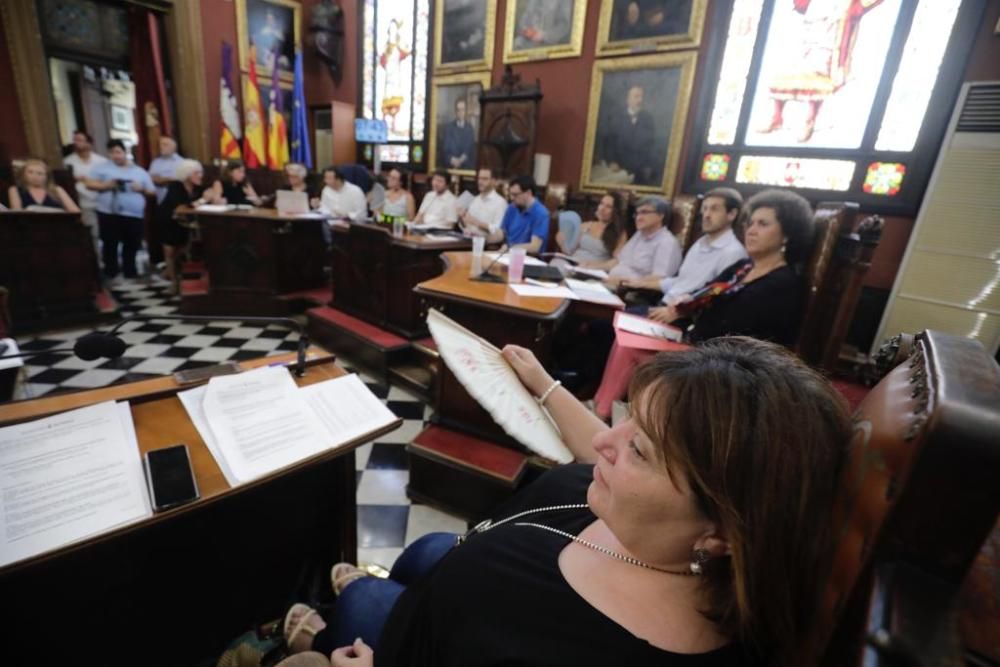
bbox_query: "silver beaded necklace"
[458,503,700,577]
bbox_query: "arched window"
[360,0,431,168]
[684,0,986,214]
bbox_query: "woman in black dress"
[281,336,851,667]
[217,159,262,207]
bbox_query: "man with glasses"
[500,174,549,253]
[605,195,681,289]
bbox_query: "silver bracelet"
[536,380,561,407]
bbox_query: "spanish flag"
[242,46,267,168]
[219,42,242,159]
[267,52,289,169]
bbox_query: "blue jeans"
[311,532,458,654]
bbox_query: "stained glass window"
[701,154,731,181]
[686,0,975,213]
[863,162,906,196]
[736,156,855,191]
[361,0,430,166]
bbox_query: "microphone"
[74,332,127,361]
[470,245,509,283]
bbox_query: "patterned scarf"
[677,258,754,317]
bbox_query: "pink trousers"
[593,341,656,419]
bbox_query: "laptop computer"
[275,190,310,215]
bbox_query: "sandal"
[283,603,322,653]
[330,562,369,596]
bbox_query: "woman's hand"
[331,638,373,667]
[648,305,678,324]
[502,345,555,398]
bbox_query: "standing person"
[500,174,549,253]
[63,129,108,257]
[412,171,458,229]
[148,136,184,205]
[7,159,79,212]
[457,167,506,243]
[156,159,222,291]
[84,140,156,283]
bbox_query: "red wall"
[199,0,358,161]
[0,18,30,163]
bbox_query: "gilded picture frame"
[434,0,497,75]
[428,71,492,176]
[580,52,698,195]
[595,0,707,57]
[502,0,586,64]
[236,0,302,83]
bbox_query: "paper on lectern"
[200,366,332,483]
[426,309,572,463]
[0,401,151,568]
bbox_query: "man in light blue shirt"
[85,139,156,280]
[148,136,184,204]
[500,174,549,253]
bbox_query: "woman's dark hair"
[387,167,410,189]
[599,191,626,255]
[224,160,246,182]
[629,337,851,666]
[745,189,814,266]
[106,139,127,152]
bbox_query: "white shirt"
[320,181,368,222]
[659,228,748,302]
[464,190,507,235]
[416,190,458,228]
[148,153,185,204]
[63,152,108,210]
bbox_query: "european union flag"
[290,51,313,169]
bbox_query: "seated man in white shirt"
[319,166,368,222]
[412,171,458,229]
[605,195,682,289]
[622,187,748,322]
[458,167,507,243]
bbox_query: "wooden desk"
[0,351,401,666]
[0,210,117,330]
[331,222,469,338]
[176,206,329,316]
[415,252,569,442]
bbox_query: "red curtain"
[128,8,171,167]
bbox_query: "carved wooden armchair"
[810,331,1000,665]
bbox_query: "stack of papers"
[179,366,397,485]
[195,204,233,212]
[0,401,151,568]
[486,252,548,267]
[572,267,609,280]
[564,278,625,307]
[614,311,688,352]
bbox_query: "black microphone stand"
[470,246,510,283]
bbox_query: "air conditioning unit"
[875,82,1000,355]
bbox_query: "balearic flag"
[290,51,312,168]
[242,46,267,168]
[267,50,290,169]
[220,42,242,159]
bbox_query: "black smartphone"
[144,444,200,512]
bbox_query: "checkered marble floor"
[9,277,466,569]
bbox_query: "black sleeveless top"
[376,465,752,666]
[18,186,63,209]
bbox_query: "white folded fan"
[426,309,573,463]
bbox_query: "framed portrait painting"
[428,72,491,176]
[580,52,697,195]
[236,0,302,82]
[434,0,496,75]
[596,0,707,56]
[502,0,586,64]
